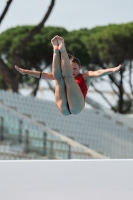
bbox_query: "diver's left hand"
[113,64,121,73]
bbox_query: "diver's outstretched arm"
[15,65,54,80]
[83,64,121,78]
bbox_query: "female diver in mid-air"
[15,35,121,116]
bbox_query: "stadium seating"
[0,91,106,160]
[0,89,132,159]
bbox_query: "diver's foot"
[57,36,66,52]
[51,36,59,52]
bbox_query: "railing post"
[50,141,54,159]
[68,144,71,159]
[24,129,29,154]
[43,132,47,156]
[0,117,4,141]
[18,119,22,143]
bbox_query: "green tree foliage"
[0,26,67,87]
[0,26,89,87]
[85,23,133,65]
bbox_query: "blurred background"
[0,0,133,160]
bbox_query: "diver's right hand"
[15,65,26,75]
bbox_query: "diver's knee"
[70,106,84,115]
[59,106,71,116]
[61,109,71,116]
[71,109,80,115]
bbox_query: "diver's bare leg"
[57,36,85,115]
[51,36,70,116]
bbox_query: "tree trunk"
[98,62,128,113]
[0,0,13,25]
[0,0,55,92]
[0,58,18,91]
[13,0,55,67]
[31,78,40,96]
[129,60,133,113]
